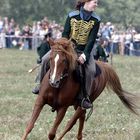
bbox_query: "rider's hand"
[77,53,86,64]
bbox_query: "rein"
[60,71,69,80]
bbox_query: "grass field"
[0,49,140,140]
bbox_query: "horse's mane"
[54,38,77,71]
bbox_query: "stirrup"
[81,98,93,110]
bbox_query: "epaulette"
[91,12,101,22]
[69,10,80,18]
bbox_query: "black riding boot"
[79,64,93,109]
[32,84,40,94]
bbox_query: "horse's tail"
[102,63,140,115]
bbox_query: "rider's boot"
[32,84,40,94]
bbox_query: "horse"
[22,37,139,140]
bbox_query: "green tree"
[98,0,140,29]
[0,0,140,30]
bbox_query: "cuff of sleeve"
[80,53,86,61]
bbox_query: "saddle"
[72,63,101,83]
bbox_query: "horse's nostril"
[56,80,60,85]
[49,78,60,88]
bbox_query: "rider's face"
[84,0,98,11]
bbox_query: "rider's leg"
[32,51,51,94]
[82,54,96,108]
[79,64,93,109]
[85,54,96,95]
[81,55,96,109]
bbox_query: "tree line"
[0,0,140,31]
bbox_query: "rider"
[32,32,51,92]
[37,33,51,63]
[32,0,100,109]
[62,0,100,109]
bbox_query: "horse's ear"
[48,38,55,48]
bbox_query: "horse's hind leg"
[22,96,45,140]
[77,111,86,140]
[48,107,68,140]
[57,107,85,140]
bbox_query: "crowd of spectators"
[0,16,140,56]
[0,16,63,50]
[98,22,140,56]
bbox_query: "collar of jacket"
[80,6,93,21]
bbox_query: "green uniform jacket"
[62,10,100,61]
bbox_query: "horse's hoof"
[48,133,55,140]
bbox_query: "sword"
[28,64,41,73]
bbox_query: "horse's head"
[48,37,77,88]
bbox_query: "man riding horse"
[32,0,100,109]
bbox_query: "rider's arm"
[83,21,100,61]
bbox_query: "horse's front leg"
[48,107,68,140]
[77,111,86,140]
[57,107,85,140]
[21,95,45,140]
[73,106,86,140]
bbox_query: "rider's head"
[76,0,90,10]
[76,0,98,11]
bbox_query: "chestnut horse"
[22,38,139,140]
